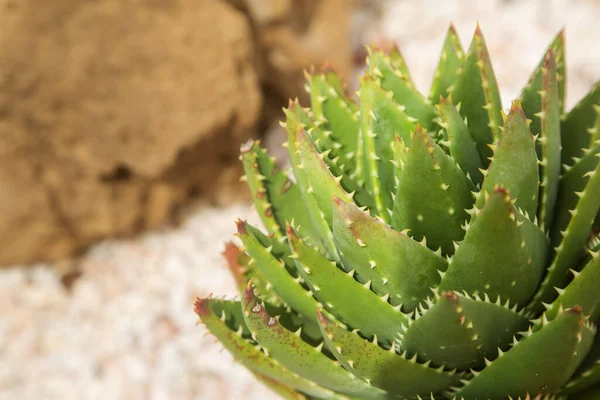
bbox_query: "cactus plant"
[194,25,600,399]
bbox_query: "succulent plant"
[194,24,600,400]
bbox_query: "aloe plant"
[195,25,600,399]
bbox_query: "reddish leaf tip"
[194,297,211,317]
[491,185,509,196]
[371,38,399,55]
[440,291,460,303]
[286,223,299,241]
[449,22,458,35]
[332,195,345,208]
[316,309,332,326]
[321,62,337,75]
[236,219,248,235]
[508,100,526,118]
[569,305,583,314]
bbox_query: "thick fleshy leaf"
[438,188,548,308]
[401,292,529,370]
[449,25,503,167]
[545,253,600,323]
[287,226,408,345]
[242,285,387,400]
[236,221,319,321]
[195,298,337,399]
[545,29,566,114]
[560,335,600,396]
[295,105,373,210]
[529,147,600,313]
[454,307,595,399]
[307,69,360,175]
[561,81,600,167]
[477,101,540,219]
[285,104,338,259]
[317,309,461,398]
[332,198,447,310]
[359,78,416,221]
[520,50,562,231]
[368,48,436,129]
[435,96,484,185]
[296,129,354,227]
[429,24,464,102]
[391,126,475,256]
[252,374,308,400]
[240,141,282,234]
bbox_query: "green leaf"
[332,198,448,311]
[391,125,476,256]
[546,29,567,114]
[477,101,540,219]
[551,141,600,246]
[307,69,360,176]
[296,129,354,227]
[438,188,548,308]
[560,334,600,396]
[284,104,338,259]
[529,147,600,313]
[449,25,503,168]
[237,221,319,322]
[561,81,600,167]
[545,253,600,323]
[294,104,373,210]
[195,298,337,399]
[429,24,465,102]
[435,96,484,186]
[453,307,595,399]
[368,48,436,129]
[317,309,461,398]
[253,144,321,243]
[242,285,387,400]
[240,141,283,235]
[251,373,308,400]
[401,292,529,370]
[287,226,409,346]
[359,78,416,222]
[520,50,562,231]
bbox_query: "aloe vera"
[195,25,600,399]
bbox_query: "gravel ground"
[2,1,600,399]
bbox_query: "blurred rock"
[0,0,352,265]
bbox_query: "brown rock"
[0,0,352,266]
[243,0,353,101]
[0,0,261,266]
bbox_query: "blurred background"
[1,0,599,399]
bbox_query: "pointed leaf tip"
[320,62,336,75]
[236,219,248,235]
[316,308,331,326]
[509,100,526,117]
[240,139,257,153]
[440,291,460,303]
[194,297,210,317]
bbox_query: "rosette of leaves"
[195,25,600,400]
